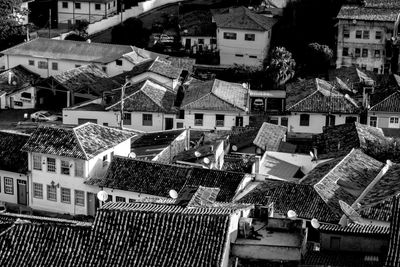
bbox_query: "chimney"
[8,72,12,85]
[254,156,260,174]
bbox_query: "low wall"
[87,0,183,35]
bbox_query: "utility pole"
[48,9,51,38]
[120,77,130,129]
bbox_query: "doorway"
[165,118,174,130]
[17,179,27,205]
[87,192,99,216]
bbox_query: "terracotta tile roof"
[180,10,216,36]
[22,123,134,160]
[328,66,376,88]
[229,126,260,150]
[86,156,246,202]
[370,91,400,112]
[0,65,40,94]
[314,149,385,217]
[237,180,339,223]
[0,131,29,173]
[106,80,177,113]
[213,6,277,31]
[300,158,344,185]
[319,223,390,235]
[132,129,185,148]
[253,122,287,151]
[304,249,385,267]
[181,79,249,112]
[47,64,119,95]
[0,212,91,226]
[337,5,400,22]
[1,38,134,64]
[287,79,359,114]
[359,197,394,222]
[222,154,256,173]
[0,224,90,266]
[385,194,400,266]
[360,164,400,208]
[365,0,400,8]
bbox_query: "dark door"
[185,38,191,50]
[17,180,27,205]
[236,116,243,127]
[87,192,99,216]
[165,118,174,130]
[325,115,336,127]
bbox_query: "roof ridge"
[72,125,90,160]
[210,80,247,111]
[287,89,319,110]
[139,80,168,112]
[370,90,400,111]
[113,155,192,169]
[105,83,144,110]
[244,7,270,30]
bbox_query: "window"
[325,115,336,126]
[116,196,126,202]
[361,64,367,70]
[245,33,255,41]
[198,38,204,44]
[107,194,113,202]
[129,198,136,203]
[249,55,257,59]
[389,117,400,128]
[376,31,382,39]
[47,157,56,172]
[116,59,122,66]
[177,122,184,128]
[62,2,68,8]
[142,114,152,126]
[113,1,115,7]
[4,178,13,195]
[235,54,244,57]
[194,113,203,126]
[47,185,57,201]
[75,161,84,177]
[355,48,361,57]
[28,60,34,66]
[75,2,81,9]
[108,3,110,9]
[38,61,48,69]
[281,117,288,127]
[223,32,237,40]
[375,50,381,58]
[61,160,70,175]
[342,47,349,56]
[356,30,362,39]
[216,114,225,127]
[363,30,369,39]
[123,113,131,125]
[103,123,108,126]
[102,66,107,72]
[103,154,108,167]
[52,62,58,70]
[343,28,349,38]
[21,92,31,99]
[369,116,377,127]
[75,64,81,68]
[299,114,310,126]
[362,49,368,57]
[33,154,42,170]
[95,3,101,10]
[61,188,71,203]
[178,110,185,119]
[75,190,85,206]
[330,237,341,250]
[33,183,43,199]
[345,116,357,124]
[78,118,97,124]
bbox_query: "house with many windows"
[368,90,400,128]
[0,131,30,208]
[57,0,117,26]
[212,6,277,66]
[336,0,400,73]
[21,123,135,216]
[180,79,250,130]
[62,79,178,132]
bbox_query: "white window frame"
[369,116,377,127]
[47,157,56,173]
[116,196,126,202]
[4,177,13,195]
[216,114,225,127]
[75,190,85,206]
[33,183,43,199]
[33,154,42,170]
[61,187,71,204]
[47,185,57,201]
[389,117,400,128]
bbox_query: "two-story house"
[180,78,250,130]
[1,38,137,78]
[21,123,135,216]
[58,0,117,27]
[212,6,277,66]
[62,79,178,132]
[0,131,30,208]
[336,0,400,73]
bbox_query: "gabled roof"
[213,6,277,31]
[259,155,303,179]
[106,79,177,113]
[319,223,389,235]
[329,66,376,88]
[0,131,29,173]
[300,157,344,185]
[370,91,400,112]
[253,122,287,151]
[304,249,384,267]
[222,154,256,173]
[314,149,384,217]
[0,65,39,94]
[229,126,260,150]
[237,180,339,223]
[359,197,394,222]
[21,123,135,160]
[337,5,400,22]
[287,79,359,114]
[85,156,246,202]
[1,38,134,64]
[44,64,119,95]
[181,79,249,112]
[385,194,400,267]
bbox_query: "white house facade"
[368,91,400,128]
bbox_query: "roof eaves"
[369,90,400,111]
[105,85,144,111]
[287,90,319,111]
[72,125,90,160]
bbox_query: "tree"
[306,42,333,75]
[111,18,150,47]
[64,33,86,41]
[72,20,89,38]
[0,0,27,51]
[265,47,296,88]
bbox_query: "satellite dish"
[311,218,320,229]
[309,151,314,158]
[339,200,365,225]
[231,145,238,151]
[97,191,108,202]
[194,151,201,158]
[128,152,136,159]
[203,157,210,164]
[287,210,297,219]
[255,147,263,155]
[169,189,178,199]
